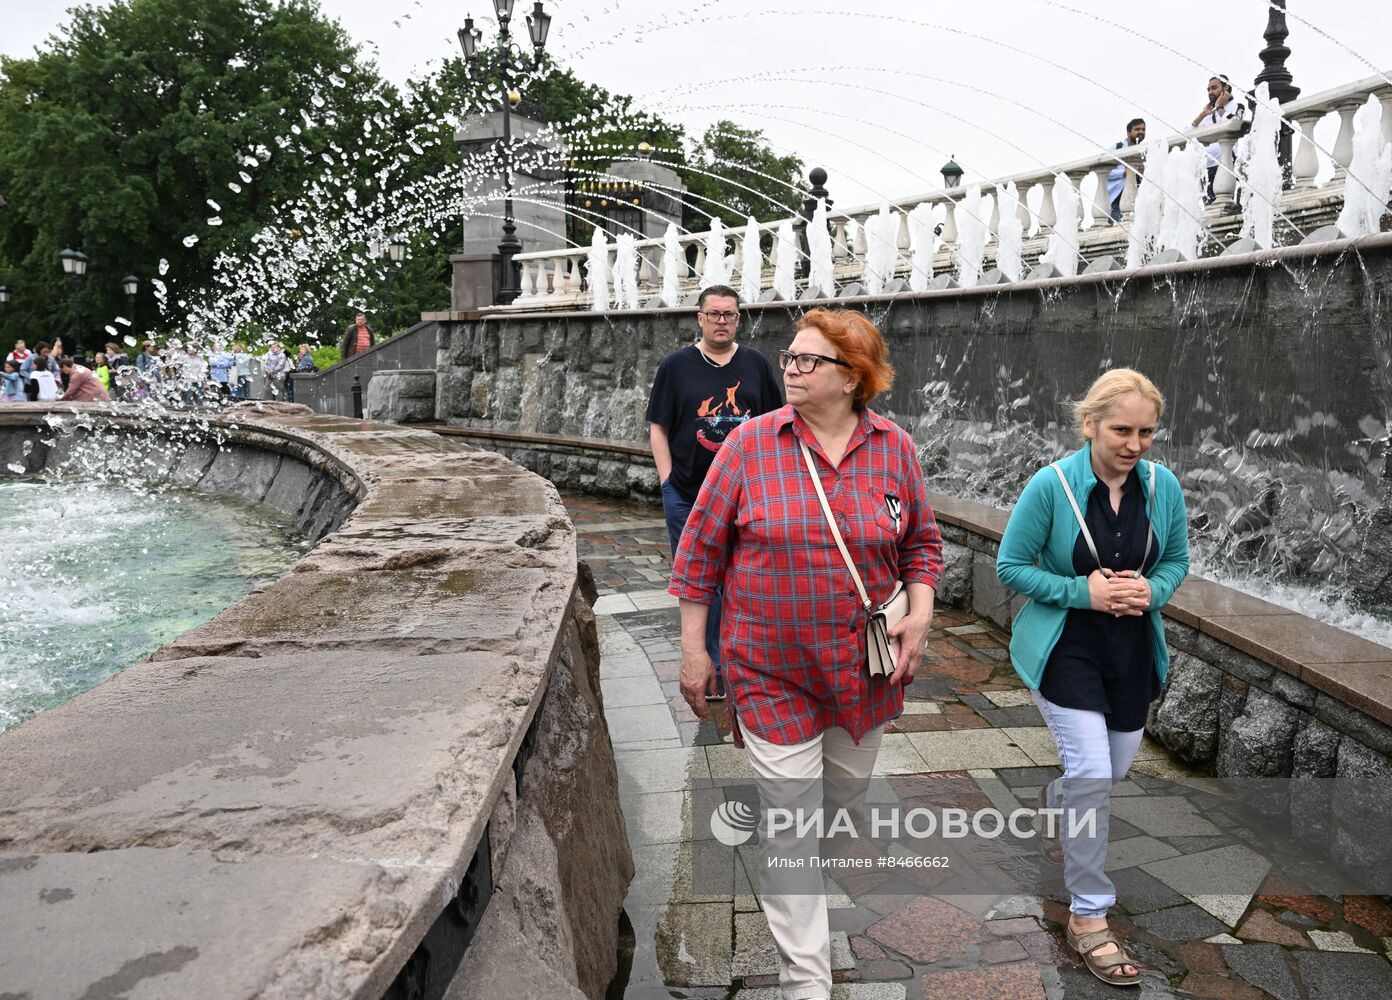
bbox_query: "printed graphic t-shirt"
[646,344,784,503]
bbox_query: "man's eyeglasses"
[699,310,739,324]
[778,350,852,374]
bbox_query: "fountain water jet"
[1240,83,1285,250]
[740,216,762,303]
[772,219,798,300]
[587,227,610,312]
[863,202,900,296]
[953,186,993,288]
[661,223,682,307]
[700,218,730,287]
[1336,93,1392,239]
[995,182,1025,281]
[613,234,639,310]
[907,203,938,292]
[807,200,836,298]
[1040,173,1080,276]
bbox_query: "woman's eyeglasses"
[778,350,851,374]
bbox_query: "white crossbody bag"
[800,441,911,677]
[1051,461,1156,572]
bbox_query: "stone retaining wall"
[0,402,633,1000]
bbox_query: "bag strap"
[800,440,873,612]
[1051,460,1157,572]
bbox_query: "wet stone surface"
[572,490,1392,999]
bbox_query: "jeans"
[661,478,722,673]
[1032,689,1145,918]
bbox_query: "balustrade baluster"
[831,220,849,263]
[896,210,911,254]
[1038,177,1057,231]
[986,192,1000,242]
[853,216,869,257]
[1120,168,1139,219]
[551,259,567,298]
[941,200,959,245]
[1091,164,1114,226]
[1332,99,1359,179]
[1016,184,1034,236]
[1211,135,1239,210]
[1381,90,1392,148]
[1291,111,1323,190]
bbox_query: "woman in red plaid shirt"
[669,307,943,1000]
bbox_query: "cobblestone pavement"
[564,491,1392,1000]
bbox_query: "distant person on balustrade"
[647,284,784,701]
[1191,74,1245,204]
[261,341,290,399]
[58,357,110,402]
[287,343,318,402]
[339,312,374,360]
[24,357,59,402]
[1107,118,1146,221]
[6,340,30,365]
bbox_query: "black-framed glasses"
[778,350,851,374]
[699,310,739,323]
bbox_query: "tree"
[0,0,394,350]
[680,121,805,232]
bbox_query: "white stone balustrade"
[501,72,1391,311]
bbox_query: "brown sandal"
[1066,925,1142,987]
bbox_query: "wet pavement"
[564,491,1392,1000]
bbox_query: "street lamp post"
[58,248,89,360]
[1254,0,1301,185]
[458,0,552,305]
[386,237,407,335]
[122,274,138,340]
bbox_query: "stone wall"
[433,231,1392,598]
[0,402,633,1000]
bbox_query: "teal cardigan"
[995,443,1190,690]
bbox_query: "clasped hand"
[1087,568,1150,617]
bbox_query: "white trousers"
[1032,689,1146,917]
[741,724,884,1000]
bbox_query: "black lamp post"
[121,274,138,338]
[940,156,964,191]
[58,248,88,359]
[1254,0,1301,185]
[458,0,552,305]
[797,167,831,281]
[386,236,407,334]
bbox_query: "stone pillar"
[1038,177,1057,231]
[1331,100,1360,180]
[1212,135,1240,211]
[1091,164,1113,226]
[605,158,687,240]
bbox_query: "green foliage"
[679,121,805,231]
[310,344,339,369]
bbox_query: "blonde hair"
[1072,368,1164,438]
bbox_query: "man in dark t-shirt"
[646,284,783,697]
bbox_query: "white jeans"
[741,724,884,1000]
[1032,689,1145,918]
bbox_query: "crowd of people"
[1,337,324,406]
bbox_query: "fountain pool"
[0,480,304,733]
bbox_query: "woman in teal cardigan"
[996,368,1189,988]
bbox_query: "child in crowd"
[1,360,24,402]
[25,357,59,402]
[93,353,111,392]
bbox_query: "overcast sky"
[4,0,1389,209]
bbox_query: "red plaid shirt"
[669,404,943,747]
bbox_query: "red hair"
[796,307,894,409]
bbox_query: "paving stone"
[1109,795,1224,838]
[901,700,943,715]
[1258,892,1334,923]
[871,733,930,774]
[865,896,981,964]
[602,672,668,708]
[1234,908,1309,947]
[608,703,682,744]
[1307,930,1375,952]
[731,910,855,979]
[735,984,906,1000]
[1112,868,1189,915]
[987,916,1042,935]
[905,729,1035,772]
[1177,972,1265,999]
[1104,836,1180,871]
[920,962,1046,999]
[858,958,914,980]
[985,689,1036,708]
[1342,895,1392,937]
[1220,942,1301,1000]
[1132,904,1230,941]
[616,747,711,795]
[624,790,687,847]
[997,767,1063,789]
[1296,951,1392,1000]
[1176,940,1227,974]
[852,935,887,960]
[654,902,734,987]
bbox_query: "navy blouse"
[1039,466,1161,731]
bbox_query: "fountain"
[587,227,610,311]
[952,185,992,288]
[1337,93,1392,239]
[862,201,900,295]
[771,218,798,300]
[995,181,1025,282]
[806,199,836,298]
[907,202,938,291]
[1239,83,1285,250]
[700,217,730,287]
[613,233,639,309]
[739,216,762,302]
[660,222,682,307]
[1039,172,1080,276]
